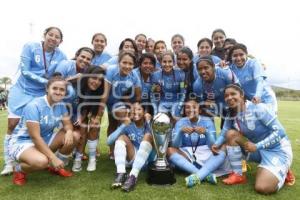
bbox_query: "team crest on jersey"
[35,55,41,63]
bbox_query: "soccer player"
[107,103,154,190]
[212,84,294,194]
[91,33,112,66]
[171,34,185,62]
[153,40,167,69]
[135,33,147,58]
[2,27,67,175]
[211,28,227,60]
[145,38,155,54]
[71,66,106,172]
[168,99,231,188]
[151,51,186,121]
[9,75,80,185]
[100,51,142,158]
[228,43,277,113]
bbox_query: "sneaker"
[122,175,137,192]
[222,172,247,185]
[205,173,217,185]
[48,167,73,177]
[185,174,201,188]
[72,160,82,172]
[285,169,296,186]
[13,171,26,186]
[1,164,14,176]
[87,159,96,172]
[111,173,127,189]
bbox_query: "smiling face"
[198,41,212,57]
[224,87,245,109]
[76,50,93,70]
[231,48,247,67]
[184,100,200,120]
[171,36,184,53]
[161,54,174,74]
[154,42,167,57]
[197,60,215,82]
[132,103,144,122]
[177,52,192,71]
[43,28,62,50]
[47,80,66,103]
[122,41,135,53]
[146,40,155,53]
[92,34,107,54]
[212,32,226,49]
[87,75,103,91]
[119,54,134,76]
[140,57,155,75]
[135,35,147,53]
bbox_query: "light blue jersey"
[55,60,84,78]
[133,68,154,103]
[230,59,277,107]
[105,65,141,109]
[12,96,68,144]
[103,55,118,67]
[172,116,216,148]
[91,51,112,66]
[193,67,238,116]
[8,42,67,116]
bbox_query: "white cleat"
[1,164,13,176]
[72,160,82,172]
[87,159,96,172]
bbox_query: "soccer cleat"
[122,175,137,192]
[87,159,96,172]
[205,173,217,185]
[72,160,82,172]
[13,171,27,186]
[48,167,73,177]
[285,169,296,186]
[1,164,14,176]
[222,172,247,185]
[111,173,127,189]
[185,174,201,188]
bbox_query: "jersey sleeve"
[204,117,217,147]
[55,60,69,78]
[106,124,127,145]
[214,118,232,147]
[23,102,40,123]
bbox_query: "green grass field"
[0,101,299,200]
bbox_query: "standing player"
[211,29,227,60]
[91,33,112,66]
[9,75,80,185]
[212,84,294,194]
[2,27,66,175]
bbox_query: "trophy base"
[146,162,176,185]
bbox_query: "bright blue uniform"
[9,96,68,160]
[172,116,216,148]
[8,42,67,116]
[193,67,238,116]
[230,59,277,112]
[151,69,185,116]
[91,51,112,66]
[133,68,153,103]
[215,101,292,189]
[105,65,141,110]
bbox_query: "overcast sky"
[1,0,299,89]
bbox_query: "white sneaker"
[1,164,13,176]
[87,159,96,172]
[72,160,82,172]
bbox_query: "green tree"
[0,77,12,90]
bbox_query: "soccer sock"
[4,134,13,165]
[226,146,243,175]
[196,150,226,181]
[130,141,152,178]
[87,139,98,161]
[57,152,69,166]
[15,163,22,172]
[114,140,127,173]
[169,152,199,174]
[75,151,83,161]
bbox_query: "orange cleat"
[222,172,247,185]
[48,167,73,177]
[13,171,27,186]
[285,169,295,186]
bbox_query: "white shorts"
[180,145,232,177]
[9,132,58,161]
[7,107,21,119]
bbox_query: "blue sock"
[196,150,226,181]
[15,163,22,172]
[169,153,198,174]
[4,134,13,165]
[226,146,243,175]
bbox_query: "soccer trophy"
[147,113,176,185]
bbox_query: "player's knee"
[73,132,81,144]
[32,156,49,170]
[226,129,240,145]
[255,182,277,194]
[166,147,176,157]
